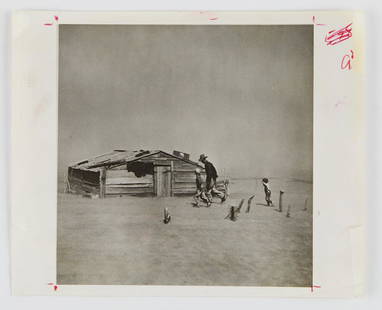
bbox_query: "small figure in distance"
[262,178,273,206]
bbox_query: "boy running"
[262,178,273,206]
[194,168,211,207]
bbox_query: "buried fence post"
[224,179,230,197]
[163,207,171,224]
[224,199,244,221]
[225,205,238,221]
[229,206,237,221]
[303,197,308,211]
[286,205,291,218]
[246,195,255,213]
[278,190,285,212]
[237,199,245,213]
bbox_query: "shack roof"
[71,150,203,170]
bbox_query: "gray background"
[59,25,313,181]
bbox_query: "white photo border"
[10,11,365,297]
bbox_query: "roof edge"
[69,149,204,169]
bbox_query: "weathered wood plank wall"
[104,154,201,196]
[105,169,154,196]
[68,152,218,197]
[67,167,100,195]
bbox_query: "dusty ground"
[57,178,312,286]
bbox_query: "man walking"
[199,154,226,203]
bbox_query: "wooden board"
[173,161,197,169]
[173,188,196,194]
[106,169,136,178]
[174,169,205,173]
[106,177,153,185]
[105,186,153,194]
[99,167,106,198]
[174,179,197,184]
[68,176,99,187]
[173,183,196,190]
[154,166,171,197]
[106,183,153,188]
[174,175,197,182]
[106,169,153,185]
[106,169,152,179]
[68,180,99,194]
[69,167,100,184]
[109,164,127,170]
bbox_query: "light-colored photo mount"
[10,11,365,298]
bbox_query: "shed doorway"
[154,165,172,197]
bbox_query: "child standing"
[262,178,273,206]
[194,168,211,207]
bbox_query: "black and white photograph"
[57,24,313,287]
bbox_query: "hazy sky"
[59,25,313,180]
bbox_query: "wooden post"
[224,179,230,197]
[163,208,171,224]
[237,199,245,213]
[225,206,237,221]
[165,166,171,197]
[278,190,285,212]
[230,206,237,221]
[65,173,70,193]
[153,166,157,196]
[286,205,291,217]
[99,168,106,198]
[170,161,174,197]
[303,197,308,211]
[246,195,255,213]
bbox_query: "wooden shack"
[67,149,211,198]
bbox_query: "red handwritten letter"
[341,50,355,70]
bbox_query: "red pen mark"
[325,23,353,46]
[341,49,355,70]
[312,16,326,26]
[48,282,59,291]
[199,11,219,21]
[43,15,59,26]
[310,285,321,292]
[341,55,352,70]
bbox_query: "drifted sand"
[57,178,312,286]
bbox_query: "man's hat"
[199,154,208,161]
